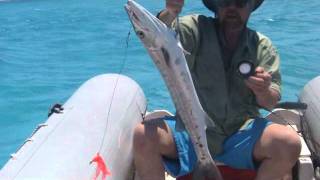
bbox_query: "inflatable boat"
[0,74,319,180]
[0,74,146,180]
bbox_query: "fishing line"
[98,27,133,152]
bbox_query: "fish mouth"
[124,0,163,48]
[125,0,155,41]
[124,0,142,30]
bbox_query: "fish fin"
[182,48,191,55]
[177,41,191,55]
[174,113,186,132]
[204,112,215,129]
[171,25,191,56]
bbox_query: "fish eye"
[136,31,145,39]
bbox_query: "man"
[133,0,301,179]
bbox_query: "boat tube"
[0,74,146,180]
[299,76,320,166]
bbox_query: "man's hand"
[245,67,280,110]
[245,67,271,95]
[158,0,184,26]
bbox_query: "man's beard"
[220,10,245,31]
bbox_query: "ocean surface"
[0,0,319,167]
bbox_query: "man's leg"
[254,124,301,180]
[133,120,177,180]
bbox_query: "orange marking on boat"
[90,153,111,180]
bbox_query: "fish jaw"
[124,0,169,50]
[125,0,183,72]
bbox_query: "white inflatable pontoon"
[300,76,320,162]
[0,74,146,180]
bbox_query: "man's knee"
[255,124,301,163]
[133,121,177,159]
[133,124,158,151]
[133,121,170,150]
[268,125,301,162]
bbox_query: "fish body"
[125,0,222,179]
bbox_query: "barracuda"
[125,0,222,179]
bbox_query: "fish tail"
[202,163,223,180]
[195,160,223,180]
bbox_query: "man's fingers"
[255,66,265,73]
[246,73,271,92]
[247,76,265,86]
[255,72,272,82]
[245,81,261,91]
[245,80,268,92]
[246,67,274,95]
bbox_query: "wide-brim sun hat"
[202,0,264,12]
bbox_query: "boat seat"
[144,110,174,121]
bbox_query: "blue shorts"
[163,117,272,177]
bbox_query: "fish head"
[124,0,174,50]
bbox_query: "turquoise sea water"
[0,0,319,167]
